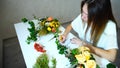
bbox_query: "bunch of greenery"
[33,53,49,68]
[22,18,38,44]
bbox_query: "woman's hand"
[59,24,72,43]
[59,35,66,43]
[70,37,83,46]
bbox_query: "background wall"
[0,0,120,39]
[0,0,81,39]
[111,0,120,27]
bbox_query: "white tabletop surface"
[14,20,110,68]
[14,20,80,68]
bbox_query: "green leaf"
[107,63,116,68]
[96,64,100,68]
[21,18,28,22]
[51,58,57,68]
[71,48,79,55]
[90,54,96,60]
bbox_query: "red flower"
[51,28,56,33]
[34,43,46,52]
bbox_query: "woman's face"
[81,3,88,22]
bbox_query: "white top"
[71,14,118,67]
[71,14,118,49]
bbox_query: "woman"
[60,0,118,67]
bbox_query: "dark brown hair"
[81,0,117,46]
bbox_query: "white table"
[14,20,79,68]
[14,20,110,68]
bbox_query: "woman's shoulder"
[104,20,116,35]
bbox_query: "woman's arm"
[63,24,72,36]
[60,24,72,42]
[84,44,117,62]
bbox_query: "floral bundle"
[38,17,60,36]
[75,46,97,68]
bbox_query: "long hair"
[81,0,117,46]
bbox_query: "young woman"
[60,0,118,67]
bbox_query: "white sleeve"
[71,14,83,36]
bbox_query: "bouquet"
[38,17,60,36]
[75,46,96,68]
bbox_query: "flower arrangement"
[75,46,97,68]
[38,17,60,36]
[63,46,99,68]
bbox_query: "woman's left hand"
[70,37,83,46]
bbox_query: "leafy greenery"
[51,58,57,68]
[33,53,49,68]
[21,18,39,44]
[55,39,67,54]
[71,48,79,55]
[96,64,100,68]
[67,53,78,65]
[107,63,116,68]
[27,21,38,44]
[21,18,28,22]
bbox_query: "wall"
[111,0,120,27]
[0,0,120,39]
[0,0,81,39]
[0,38,2,68]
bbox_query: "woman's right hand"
[59,35,66,43]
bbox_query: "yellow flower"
[78,46,90,52]
[47,27,51,31]
[49,23,55,27]
[83,51,91,61]
[85,60,96,68]
[75,54,86,64]
[49,23,53,27]
[56,24,59,28]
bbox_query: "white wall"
[0,0,120,39]
[0,0,81,39]
[111,0,120,27]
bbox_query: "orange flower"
[51,28,56,33]
[47,16,53,21]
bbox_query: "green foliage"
[21,17,38,44]
[33,53,49,68]
[71,48,79,55]
[26,21,38,44]
[90,54,96,60]
[107,63,116,68]
[21,18,28,22]
[67,53,78,65]
[96,64,100,68]
[51,58,57,68]
[55,39,67,54]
